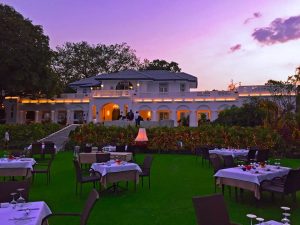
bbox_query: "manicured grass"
[29,152,300,225]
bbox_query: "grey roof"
[69,70,198,88]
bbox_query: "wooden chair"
[42,189,99,225]
[95,153,110,163]
[0,179,30,202]
[256,150,269,162]
[32,158,53,184]
[140,155,153,189]
[222,155,236,168]
[209,154,224,193]
[73,160,101,195]
[192,194,240,225]
[261,168,300,202]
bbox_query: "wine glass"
[246,214,257,225]
[17,188,25,207]
[10,192,17,209]
[281,206,291,224]
[256,217,264,225]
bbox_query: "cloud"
[229,44,242,53]
[252,15,300,45]
[244,12,262,24]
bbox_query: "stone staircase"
[39,124,80,151]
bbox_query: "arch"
[100,103,120,121]
[218,104,230,111]
[157,105,170,111]
[176,105,190,111]
[196,105,211,111]
[139,105,152,111]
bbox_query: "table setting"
[209,148,249,158]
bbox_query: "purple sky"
[2,0,300,90]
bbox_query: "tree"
[52,42,140,89]
[0,4,59,98]
[140,59,181,72]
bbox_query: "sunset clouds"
[244,12,262,24]
[252,15,300,45]
[229,44,242,53]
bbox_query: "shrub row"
[68,123,284,152]
[0,123,62,149]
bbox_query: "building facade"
[3,70,292,127]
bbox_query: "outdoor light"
[135,128,148,142]
[107,110,110,116]
[137,83,140,87]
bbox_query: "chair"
[194,147,202,161]
[126,145,136,161]
[222,155,236,168]
[140,155,153,189]
[73,160,101,195]
[83,146,92,153]
[116,145,126,152]
[32,158,53,184]
[43,141,56,159]
[209,154,224,193]
[261,168,300,202]
[256,150,269,162]
[0,179,30,202]
[95,153,110,163]
[236,148,257,164]
[42,189,99,225]
[192,194,240,225]
[201,147,210,165]
[30,142,43,159]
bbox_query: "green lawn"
[29,151,300,225]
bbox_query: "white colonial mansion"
[3,70,287,127]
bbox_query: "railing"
[136,91,237,99]
[60,93,90,98]
[92,90,133,98]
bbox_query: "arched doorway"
[101,103,120,121]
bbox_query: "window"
[159,112,169,120]
[180,83,186,92]
[159,83,168,93]
[82,88,87,94]
[116,81,133,90]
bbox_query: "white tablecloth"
[256,220,283,225]
[0,201,51,225]
[215,166,290,185]
[91,161,142,176]
[0,158,36,170]
[209,149,249,158]
[102,145,116,152]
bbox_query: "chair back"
[209,154,223,173]
[31,142,42,156]
[142,155,153,175]
[247,149,257,162]
[0,179,30,202]
[44,141,56,158]
[80,189,99,225]
[222,155,235,168]
[192,194,231,225]
[195,147,202,156]
[201,148,210,160]
[256,150,269,162]
[73,159,83,182]
[96,153,110,163]
[116,145,126,152]
[84,146,92,153]
[284,169,300,194]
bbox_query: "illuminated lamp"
[135,128,148,142]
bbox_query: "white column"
[35,110,39,123]
[211,110,219,121]
[51,110,55,122]
[171,110,177,126]
[189,110,197,127]
[152,110,157,121]
[18,110,24,124]
[66,110,71,124]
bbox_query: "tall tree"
[52,42,140,89]
[0,4,59,98]
[140,59,181,72]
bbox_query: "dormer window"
[180,83,186,92]
[116,81,133,90]
[159,83,168,93]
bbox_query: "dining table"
[209,148,249,158]
[91,160,142,189]
[0,201,51,225]
[256,220,284,225]
[214,165,290,199]
[0,158,36,177]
